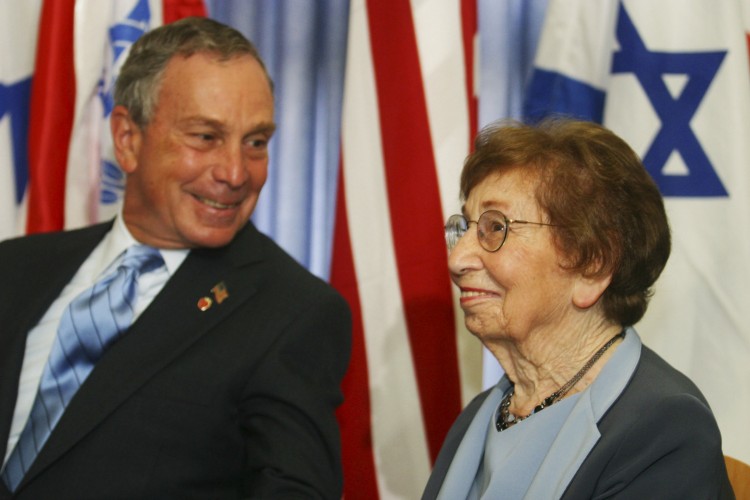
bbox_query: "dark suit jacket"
[0,221,351,499]
[423,345,734,499]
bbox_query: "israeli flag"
[525,0,750,465]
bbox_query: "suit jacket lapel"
[432,383,506,499]
[0,223,111,464]
[20,223,266,486]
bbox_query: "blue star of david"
[612,3,727,196]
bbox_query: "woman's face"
[448,169,582,345]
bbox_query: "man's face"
[114,52,275,249]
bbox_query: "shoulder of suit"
[0,222,113,263]
[621,345,710,407]
[0,221,112,249]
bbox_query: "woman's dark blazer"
[423,342,734,499]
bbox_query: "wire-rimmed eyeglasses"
[444,209,557,253]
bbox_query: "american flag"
[331,1,478,497]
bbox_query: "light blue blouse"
[470,391,582,498]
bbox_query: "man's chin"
[185,222,248,249]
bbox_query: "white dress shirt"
[3,217,188,465]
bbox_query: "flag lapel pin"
[211,281,229,304]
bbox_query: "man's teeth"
[199,197,236,209]
[462,290,490,298]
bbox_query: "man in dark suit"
[0,17,351,499]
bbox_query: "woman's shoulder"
[565,343,731,499]
[598,340,721,450]
[631,343,711,406]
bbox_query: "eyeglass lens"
[445,210,509,253]
[445,214,468,252]
[476,211,508,251]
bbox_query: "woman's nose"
[448,225,483,276]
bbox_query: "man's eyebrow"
[250,122,277,136]
[179,117,277,137]
[180,117,225,130]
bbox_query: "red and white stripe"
[332,1,479,497]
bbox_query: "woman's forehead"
[466,170,541,212]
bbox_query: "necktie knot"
[106,244,163,300]
[119,244,164,276]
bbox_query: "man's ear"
[110,105,142,174]
[572,272,612,310]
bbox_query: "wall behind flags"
[2,0,748,498]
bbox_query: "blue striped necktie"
[1,245,163,491]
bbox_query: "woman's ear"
[110,105,142,174]
[572,272,612,310]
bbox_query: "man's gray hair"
[114,16,272,127]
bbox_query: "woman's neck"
[488,319,623,417]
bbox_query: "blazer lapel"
[0,223,111,464]
[20,223,266,487]
[434,381,508,499]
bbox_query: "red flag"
[26,0,76,234]
[162,0,206,24]
[332,163,379,497]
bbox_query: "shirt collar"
[98,215,189,278]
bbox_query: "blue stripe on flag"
[523,68,606,123]
[0,78,32,204]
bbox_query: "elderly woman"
[423,119,733,499]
